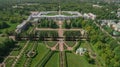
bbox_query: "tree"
[0,21,10,29]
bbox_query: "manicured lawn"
[61,12,73,16]
[15,54,27,67]
[45,41,57,47]
[30,42,49,67]
[5,58,15,67]
[15,41,34,67]
[8,41,49,67]
[45,12,58,16]
[79,41,90,49]
[10,42,26,56]
[66,52,97,67]
[65,41,76,47]
[10,51,20,56]
[75,41,101,67]
[45,52,59,67]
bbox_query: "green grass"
[45,41,57,47]
[15,54,27,67]
[0,37,7,43]
[66,52,97,67]
[10,51,19,56]
[61,12,73,16]
[90,42,106,66]
[65,41,76,47]
[9,41,49,67]
[45,52,59,67]
[46,14,57,16]
[77,41,102,67]
[10,42,26,56]
[79,41,90,49]
[80,41,104,66]
[15,41,34,67]
[45,12,73,16]
[30,42,49,67]
[1,22,19,33]
[5,58,15,67]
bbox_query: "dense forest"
[0,0,119,9]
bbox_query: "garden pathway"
[11,27,35,67]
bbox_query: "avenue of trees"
[63,19,83,29]
[64,31,81,37]
[38,31,58,37]
[38,19,59,28]
[15,30,58,41]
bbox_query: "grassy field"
[45,41,57,47]
[15,41,34,67]
[79,41,90,49]
[10,41,26,56]
[5,57,15,67]
[46,12,58,16]
[65,41,76,47]
[66,52,97,67]
[30,42,49,67]
[45,52,59,67]
[61,12,73,16]
[5,40,100,67]
[80,41,103,66]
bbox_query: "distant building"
[111,22,120,32]
[76,48,87,55]
[117,8,120,17]
[15,21,28,33]
[93,5,102,8]
[88,13,96,20]
[15,16,32,34]
[117,12,120,17]
[12,5,23,8]
[100,20,120,32]
[83,13,89,19]
[83,13,96,20]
